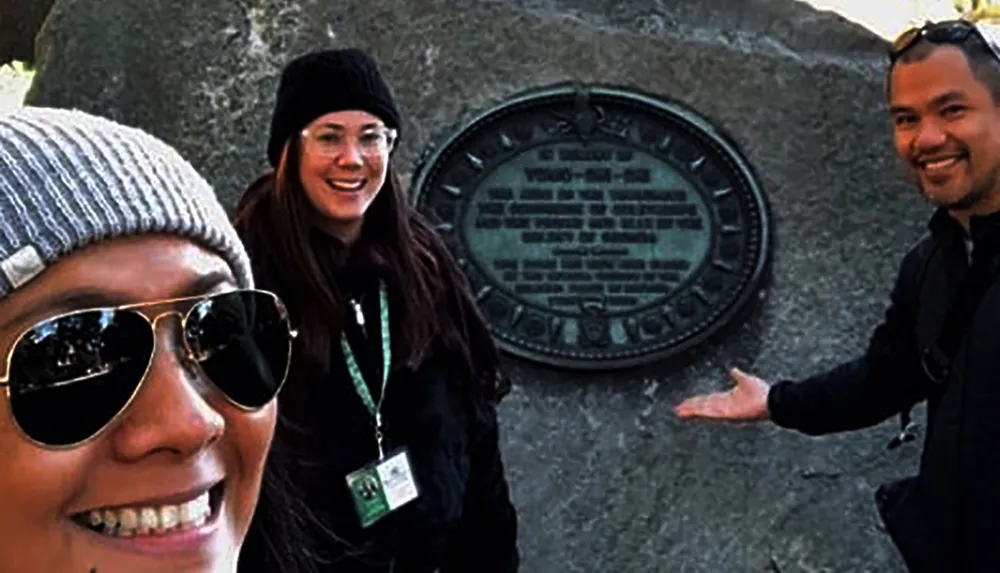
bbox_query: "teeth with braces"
[82,491,211,537]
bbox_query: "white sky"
[803,0,962,38]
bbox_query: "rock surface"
[26,0,926,570]
[0,0,56,65]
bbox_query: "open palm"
[674,367,771,422]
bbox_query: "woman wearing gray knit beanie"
[0,107,303,573]
[234,47,519,572]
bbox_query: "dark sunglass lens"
[185,291,291,408]
[8,310,153,446]
[925,21,975,44]
[890,21,975,61]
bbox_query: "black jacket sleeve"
[766,241,934,435]
[442,400,520,572]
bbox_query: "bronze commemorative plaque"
[411,83,771,370]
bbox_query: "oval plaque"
[411,83,771,370]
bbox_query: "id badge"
[345,448,420,528]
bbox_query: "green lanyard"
[340,280,391,459]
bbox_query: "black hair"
[237,431,322,573]
[889,30,1000,102]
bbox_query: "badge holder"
[346,446,420,528]
[342,282,420,528]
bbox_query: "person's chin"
[327,198,372,220]
[921,182,970,209]
[323,208,365,225]
[73,536,234,573]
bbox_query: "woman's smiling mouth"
[327,178,366,191]
[70,481,225,540]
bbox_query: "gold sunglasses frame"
[0,288,297,450]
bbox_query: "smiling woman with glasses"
[0,107,308,573]
[233,48,520,573]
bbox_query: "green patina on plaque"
[411,83,771,370]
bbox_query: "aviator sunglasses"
[0,289,296,448]
[890,19,1000,63]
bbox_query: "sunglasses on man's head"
[890,19,1000,63]
[0,289,296,449]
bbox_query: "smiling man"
[891,30,1000,222]
[674,19,1000,572]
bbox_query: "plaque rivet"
[510,305,524,327]
[466,153,484,170]
[499,131,515,150]
[476,286,494,301]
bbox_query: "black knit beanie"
[266,48,402,167]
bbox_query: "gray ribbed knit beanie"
[0,107,252,296]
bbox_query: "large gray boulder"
[26,0,925,570]
[0,0,55,65]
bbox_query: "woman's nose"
[109,318,224,462]
[334,142,365,168]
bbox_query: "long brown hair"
[233,136,508,402]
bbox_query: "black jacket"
[767,207,1000,573]
[242,236,519,573]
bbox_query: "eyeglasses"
[301,126,397,158]
[0,289,297,449]
[890,19,1000,63]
